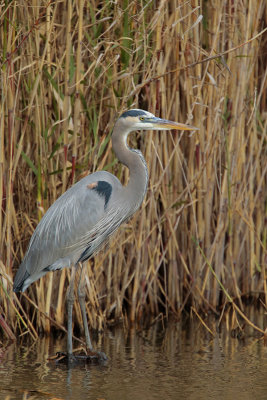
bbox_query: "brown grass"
[0,0,266,339]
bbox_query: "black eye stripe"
[120,110,147,118]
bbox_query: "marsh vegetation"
[0,1,266,340]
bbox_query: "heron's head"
[117,109,198,132]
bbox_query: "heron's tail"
[13,262,30,292]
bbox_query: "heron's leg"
[78,263,93,351]
[67,265,76,355]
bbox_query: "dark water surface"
[1,314,266,400]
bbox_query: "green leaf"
[20,150,38,176]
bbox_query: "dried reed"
[0,1,266,339]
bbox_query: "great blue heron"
[13,109,197,361]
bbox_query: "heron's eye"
[139,117,145,121]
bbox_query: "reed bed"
[0,0,266,339]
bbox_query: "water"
[1,316,266,400]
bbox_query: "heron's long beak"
[152,117,199,131]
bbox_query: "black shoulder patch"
[120,109,146,118]
[91,180,112,208]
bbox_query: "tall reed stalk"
[0,1,266,338]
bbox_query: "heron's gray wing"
[14,172,124,290]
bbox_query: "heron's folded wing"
[21,174,121,276]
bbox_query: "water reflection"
[0,313,266,400]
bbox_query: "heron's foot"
[85,349,108,362]
[48,350,107,364]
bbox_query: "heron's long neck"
[112,125,148,212]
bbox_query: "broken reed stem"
[194,238,265,335]
[191,307,215,336]
[0,0,266,338]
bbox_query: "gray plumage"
[13,172,126,291]
[13,109,197,358]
